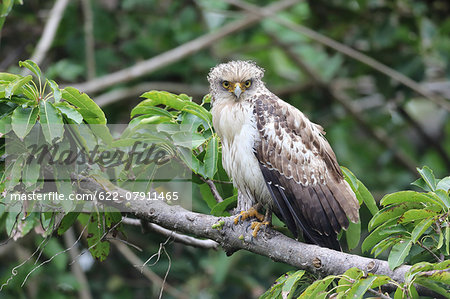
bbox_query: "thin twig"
[122,217,219,250]
[200,176,224,203]
[367,288,392,299]
[69,0,301,94]
[417,241,443,263]
[225,0,450,112]
[63,228,93,299]
[113,240,187,299]
[27,0,71,67]
[95,82,208,107]
[267,30,418,174]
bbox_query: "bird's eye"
[222,81,230,88]
[244,80,252,88]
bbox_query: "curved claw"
[250,221,271,238]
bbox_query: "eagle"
[208,60,360,250]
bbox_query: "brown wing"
[254,93,359,250]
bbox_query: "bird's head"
[207,60,265,104]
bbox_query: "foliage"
[363,166,449,270]
[265,260,450,299]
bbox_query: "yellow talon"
[250,221,271,237]
[233,207,265,224]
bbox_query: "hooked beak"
[233,84,242,98]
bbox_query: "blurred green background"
[0,0,448,298]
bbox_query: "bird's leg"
[250,208,272,237]
[234,203,264,225]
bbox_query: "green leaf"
[6,155,25,190]
[345,220,361,250]
[171,131,206,149]
[337,267,363,293]
[23,157,40,187]
[90,124,113,145]
[437,228,444,249]
[178,147,203,175]
[62,87,106,124]
[131,105,173,118]
[341,166,358,191]
[260,272,289,299]
[0,102,18,120]
[204,136,218,179]
[388,240,412,270]
[411,218,433,243]
[0,72,19,83]
[434,189,450,209]
[370,275,391,288]
[346,275,378,298]
[394,286,404,299]
[11,106,38,139]
[411,178,430,192]
[357,180,378,215]
[47,79,61,102]
[0,114,12,134]
[436,177,450,192]
[199,183,217,210]
[381,191,440,207]
[435,260,450,270]
[399,209,437,223]
[53,102,83,124]
[139,91,212,124]
[210,194,237,216]
[362,221,404,253]
[202,94,212,104]
[282,270,305,299]
[417,166,437,191]
[369,202,424,231]
[371,237,398,257]
[140,90,186,109]
[299,276,335,298]
[87,215,110,261]
[417,269,450,286]
[39,100,64,143]
[19,60,43,79]
[414,278,450,298]
[445,224,449,255]
[5,75,32,98]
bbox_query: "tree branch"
[79,176,404,279]
[27,0,71,67]
[74,175,444,297]
[225,0,450,112]
[94,82,208,107]
[69,0,301,94]
[266,30,418,174]
[80,0,96,80]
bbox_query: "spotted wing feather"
[254,94,359,250]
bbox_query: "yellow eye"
[244,80,252,88]
[222,81,230,88]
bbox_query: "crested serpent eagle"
[208,60,360,250]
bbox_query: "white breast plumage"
[211,101,271,210]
